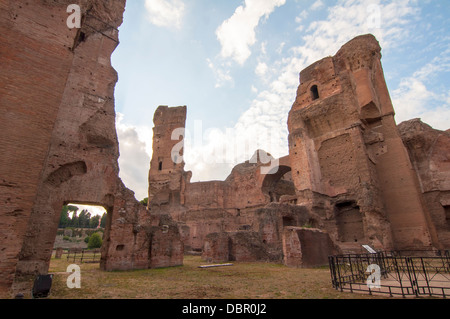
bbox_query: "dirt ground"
[30,255,388,299]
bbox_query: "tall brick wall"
[14,0,126,279]
[3,1,445,297]
[288,34,439,251]
[398,119,450,248]
[146,35,449,268]
[0,0,80,293]
[148,105,190,207]
[1,1,184,297]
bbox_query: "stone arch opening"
[282,216,296,227]
[54,202,109,267]
[261,165,296,203]
[444,205,450,230]
[360,101,381,124]
[15,197,114,283]
[310,85,319,101]
[334,201,364,243]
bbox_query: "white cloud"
[207,58,233,88]
[276,42,286,55]
[67,204,106,217]
[120,0,446,186]
[255,62,269,77]
[392,78,433,121]
[186,0,421,181]
[295,9,308,24]
[116,113,151,200]
[417,105,450,131]
[144,0,185,29]
[260,41,268,56]
[311,0,324,11]
[392,48,450,130]
[216,0,286,65]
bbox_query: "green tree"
[100,213,107,228]
[140,197,148,206]
[71,211,79,228]
[59,205,78,228]
[87,232,103,249]
[78,209,91,228]
[59,206,70,228]
[68,205,78,213]
[89,214,101,229]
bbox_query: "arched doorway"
[334,201,364,243]
[55,203,108,264]
[261,165,296,203]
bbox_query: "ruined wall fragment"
[282,227,338,268]
[399,119,450,247]
[148,105,191,208]
[13,0,125,279]
[101,180,183,271]
[146,34,450,269]
[0,0,129,292]
[288,34,438,251]
[0,0,84,292]
[0,1,185,296]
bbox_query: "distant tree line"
[59,205,107,229]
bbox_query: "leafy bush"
[63,236,70,241]
[87,232,103,249]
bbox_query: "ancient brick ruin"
[1,1,449,298]
[0,0,182,296]
[148,35,450,267]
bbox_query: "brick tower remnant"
[288,34,440,251]
[148,105,191,209]
[144,35,448,266]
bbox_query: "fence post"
[336,256,344,292]
[348,255,355,283]
[393,256,406,298]
[445,251,450,273]
[329,256,337,289]
[421,257,431,296]
[405,257,419,297]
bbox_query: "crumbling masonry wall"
[13,0,126,279]
[0,0,88,292]
[1,2,447,296]
[147,106,332,264]
[282,227,338,268]
[147,107,306,261]
[398,119,450,247]
[288,34,440,252]
[0,0,183,296]
[148,35,449,266]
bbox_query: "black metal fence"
[328,250,450,298]
[66,248,101,263]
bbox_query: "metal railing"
[328,250,450,298]
[66,248,101,264]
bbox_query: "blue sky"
[112,0,450,200]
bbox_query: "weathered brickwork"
[288,35,440,252]
[0,1,183,296]
[1,0,448,298]
[148,35,449,268]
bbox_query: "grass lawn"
[46,255,382,299]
